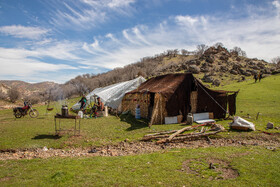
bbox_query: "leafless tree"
[196,44,208,57]
[271,56,280,64]
[181,49,189,56]
[8,87,20,103]
[0,90,6,100]
[214,42,224,48]
[230,46,247,57]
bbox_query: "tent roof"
[129,73,232,95]
[129,73,195,94]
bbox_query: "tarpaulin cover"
[72,76,146,110]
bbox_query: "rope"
[195,79,228,114]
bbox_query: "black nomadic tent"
[122,73,238,125]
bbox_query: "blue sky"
[0,0,279,83]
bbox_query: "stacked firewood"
[142,123,225,144]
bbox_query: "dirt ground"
[0,134,279,160]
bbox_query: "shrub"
[8,87,20,103]
[23,95,41,104]
[0,90,7,100]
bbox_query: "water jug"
[135,105,141,119]
[187,113,193,125]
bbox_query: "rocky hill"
[67,45,278,91]
[0,81,59,103]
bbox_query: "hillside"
[0,81,59,105]
[67,45,279,92]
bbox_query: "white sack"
[230,116,255,131]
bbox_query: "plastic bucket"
[135,107,141,119]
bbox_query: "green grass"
[0,102,185,149]
[219,74,280,129]
[0,75,280,186]
[0,146,279,186]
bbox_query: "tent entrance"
[190,91,198,113]
[148,93,155,119]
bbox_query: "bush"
[0,90,7,100]
[23,95,41,104]
[8,87,20,103]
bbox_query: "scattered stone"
[266,122,274,129]
[42,146,48,152]
[88,148,98,153]
[209,163,216,169]
[266,146,276,151]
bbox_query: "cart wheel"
[14,110,22,118]
[29,109,39,118]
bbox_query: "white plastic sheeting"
[193,112,215,124]
[230,116,256,131]
[72,76,146,110]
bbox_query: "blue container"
[135,107,141,119]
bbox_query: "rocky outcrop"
[189,65,200,74]
[202,74,214,83]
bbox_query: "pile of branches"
[142,123,225,144]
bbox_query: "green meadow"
[0,74,279,186]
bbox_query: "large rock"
[257,62,265,68]
[212,79,221,86]
[235,56,241,61]
[200,66,210,73]
[245,70,252,76]
[239,68,251,76]
[188,60,197,65]
[202,74,214,83]
[220,65,228,72]
[189,65,200,74]
[230,51,238,57]
[232,64,243,70]
[230,69,238,75]
[219,53,229,61]
[205,54,215,63]
[251,65,260,70]
[263,68,271,74]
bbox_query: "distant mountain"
[0,81,59,102]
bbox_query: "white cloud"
[49,0,136,29]
[108,0,136,8]
[0,25,49,40]
[77,1,280,71]
[273,0,280,16]
[1,1,279,83]
[0,39,81,83]
[0,54,76,77]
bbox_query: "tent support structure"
[195,79,228,114]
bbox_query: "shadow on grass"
[227,129,253,133]
[32,134,61,140]
[120,113,149,131]
[37,117,46,119]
